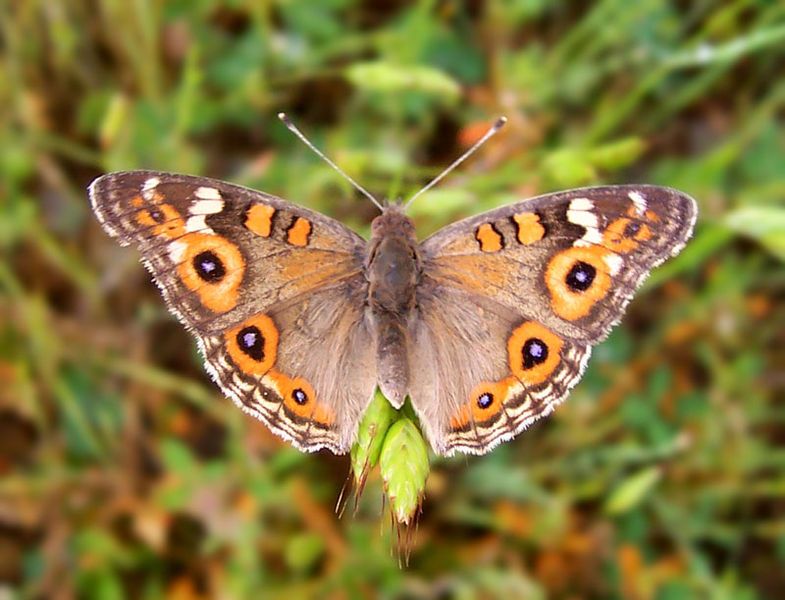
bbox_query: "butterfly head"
[371,202,416,242]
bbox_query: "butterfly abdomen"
[366,207,421,407]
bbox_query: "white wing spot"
[186,215,210,234]
[569,197,594,212]
[168,240,187,262]
[186,196,224,234]
[142,176,160,200]
[568,198,603,245]
[628,191,647,215]
[603,252,623,276]
[195,186,222,200]
[190,199,224,215]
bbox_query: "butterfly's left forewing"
[90,171,377,453]
[412,185,697,455]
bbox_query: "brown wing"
[410,185,697,455]
[408,283,591,455]
[90,171,376,453]
[200,280,376,453]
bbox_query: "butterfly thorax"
[366,206,420,407]
[366,207,420,314]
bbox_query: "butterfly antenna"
[278,113,384,212]
[404,116,507,210]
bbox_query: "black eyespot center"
[193,250,226,282]
[236,325,264,361]
[522,337,549,369]
[624,221,641,237]
[292,388,308,405]
[148,207,165,223]
[477,392,494,409]
[565,260,596,292]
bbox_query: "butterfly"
[89,131,696,457]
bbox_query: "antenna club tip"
[493,116,508,129]
[277,112,291,124]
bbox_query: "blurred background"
[2,1,785,598]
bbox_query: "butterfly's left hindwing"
[90,171,377,453]
[412,185,697,455]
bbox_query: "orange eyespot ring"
[136,203,186,239]
[507,322,564,386]
[545,246,613,321]
[450,377,518,429]
[604,218,638,253]
[266,371,334,426]
[175,233,245,313]
[225,314,279,376]
[603,217,653,253]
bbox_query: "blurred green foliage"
[1,1,785,598]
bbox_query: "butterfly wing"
[411,185,697,455]
[90,171,376,453]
